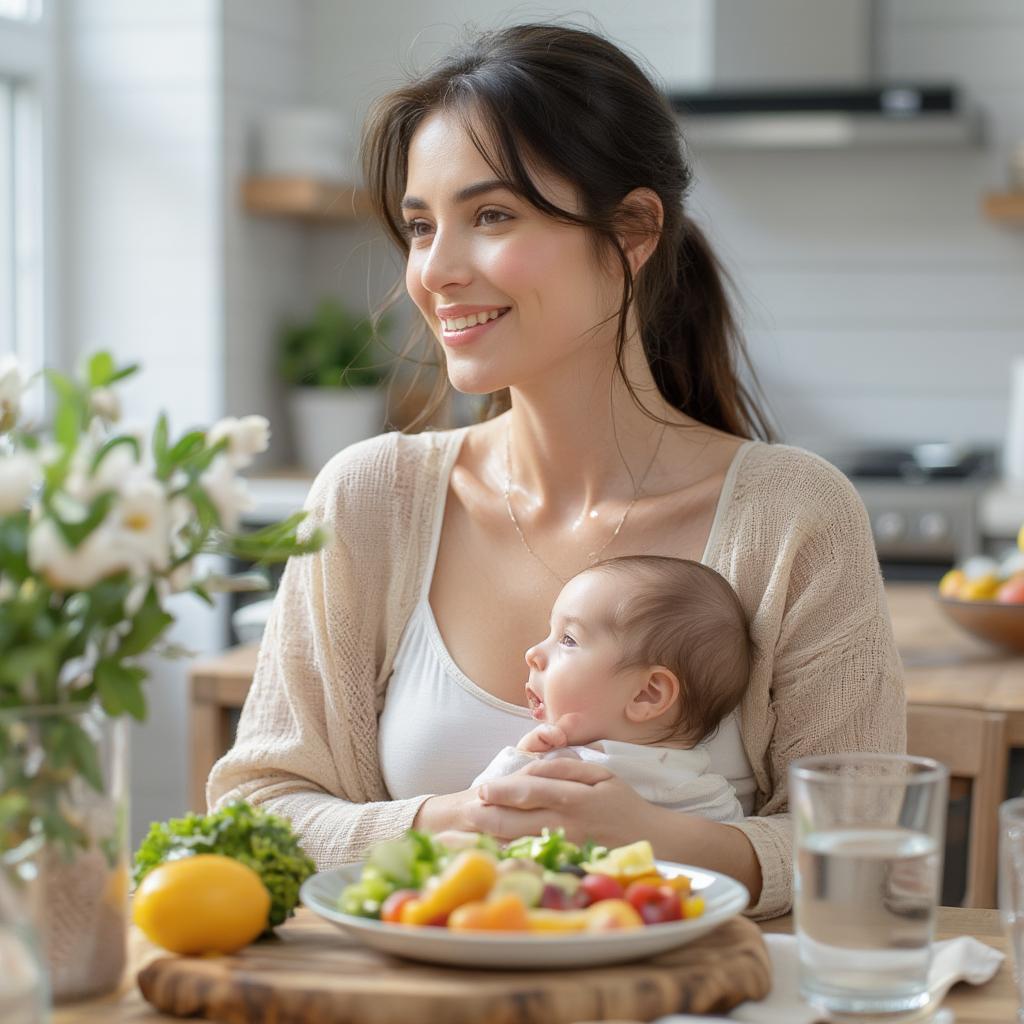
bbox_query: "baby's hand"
[516,723,568,754]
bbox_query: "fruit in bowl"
[936,550,1024,652]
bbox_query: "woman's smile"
[437,306,511,347]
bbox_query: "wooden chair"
[906,704,1008,909]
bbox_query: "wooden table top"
[54,906,1015,1023]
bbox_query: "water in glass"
[797,825,941,1013]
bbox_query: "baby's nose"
[525,643,543,669]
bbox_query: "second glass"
[791,753,948,1016]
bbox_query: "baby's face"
[524,571,638,743]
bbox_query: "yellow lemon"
[959,574,1000,601]
[1019,522,1024,552]
[133,854,270,955]
[937,568,965,599]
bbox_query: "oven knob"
[918,511,950,541]
[873,512,906,542]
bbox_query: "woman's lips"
[439,307,510,348]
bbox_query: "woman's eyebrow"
[401,179,513,211]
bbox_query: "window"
[0,0,48,377]
[0,1,41,23]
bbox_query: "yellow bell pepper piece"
[526,908,590,933]
[399,849,497,926]
[681,894,705,919]
[581,839,656,880]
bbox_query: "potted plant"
[0,352,324,1003]
[279,299,389,473]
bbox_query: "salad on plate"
[336,828,705,934]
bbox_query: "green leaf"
[94,659,148,721]
[90,435,141,475]
[65,719,106,791]
[55,490,116,549]
[87,351,115,389]
[53,400,81,451]
[117,586,174,657]
[167,430,206,466]
[107,364,140,384]
[152,413,170,478]
[190,583,214,607]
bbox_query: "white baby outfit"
[472,738,744,822]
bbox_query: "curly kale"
[133,801,316,928]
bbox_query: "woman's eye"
[559,633,577,648]
[477,208,510,227]
[402,219,432,239]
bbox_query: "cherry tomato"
[624,882,682,925]
[380,889,419,924]
[579,874,625,907]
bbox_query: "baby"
[472,555,751,822]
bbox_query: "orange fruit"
[133,854,269,955]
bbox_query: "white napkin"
[654,933,1005,1024]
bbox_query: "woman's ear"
[625,665,680,724]
[616,188,664,275]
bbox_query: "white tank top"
[378,445,758,815]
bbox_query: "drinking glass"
[0,835,48,1024]
[791,753,948,1016]
[999,796,1024,1021]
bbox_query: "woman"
[207,24,904,919]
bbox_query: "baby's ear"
[626,666,680,723]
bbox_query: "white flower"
[28,518,139,590]
[112,477,171,572]
[0,355,24,433]
[0,452,39,514]
[207,415,270,470]
[89,387,121,423]
[199,454,253,532]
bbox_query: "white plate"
[300,859,749,969]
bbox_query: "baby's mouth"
[525,685,545,720]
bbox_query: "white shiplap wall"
[693,0,1024,451]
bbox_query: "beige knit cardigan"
[207,427,905,919]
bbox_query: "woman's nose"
[418,228,472,294]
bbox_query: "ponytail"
[635,216,775,442]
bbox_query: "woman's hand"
[465,757,661,848]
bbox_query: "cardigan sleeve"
[725,455,906,919]
[205,436,435,866]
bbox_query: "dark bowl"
[936,596,1024,653]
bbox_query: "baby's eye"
[559,633,577,648]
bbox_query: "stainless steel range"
[827,444,997,581]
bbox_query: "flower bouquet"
[0,351,324,1001]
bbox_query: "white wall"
[222,0,312,465]
[693,0,1024,451]
[62,0,226,845]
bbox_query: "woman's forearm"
[646,804,764,905]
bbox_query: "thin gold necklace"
[503,423,667,584]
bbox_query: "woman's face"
[401,110,620,395]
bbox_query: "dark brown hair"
[361,22,774,439]
[585,555,751,747]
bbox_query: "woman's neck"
[502,335,712,517]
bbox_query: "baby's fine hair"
[585,555,751,747]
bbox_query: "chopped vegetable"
[501,827,605,870]
[133,801,315,929]
[399,849,498,926]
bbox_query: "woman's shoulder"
[303,426,469,518]
[734,439,865,520]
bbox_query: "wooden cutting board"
[137,908,770,1023]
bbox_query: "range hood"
[668,0,981,150]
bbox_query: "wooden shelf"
[241,176,372,223]
[982,191,1024,225]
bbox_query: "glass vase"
[0,702,129,1003]
[0,834,48,1023]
